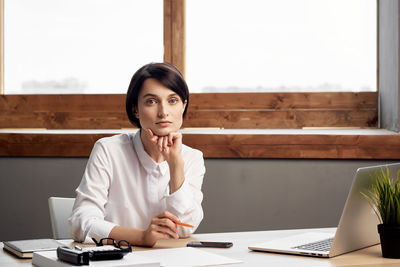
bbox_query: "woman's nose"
[158,103,168,118]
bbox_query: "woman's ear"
[132,107,139,118]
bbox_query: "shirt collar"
[132,130,168,176]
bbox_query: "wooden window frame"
[1,0,399,159]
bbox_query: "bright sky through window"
[4,0,376,94]
[186,0,376,93]
[4,0,163,94]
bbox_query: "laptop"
[249,163,400,258]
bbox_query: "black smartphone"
[187,241,233,248]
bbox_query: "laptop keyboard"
[292,238,334,252]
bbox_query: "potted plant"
[362,166,400,258]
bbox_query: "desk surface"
[2,228,399,267]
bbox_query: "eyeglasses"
[92,238,132,252]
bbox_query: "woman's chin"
[152,128,172,137]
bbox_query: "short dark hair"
[126,62,190,128]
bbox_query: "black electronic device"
[187,241,233,248]
[57,246,89,266]
[57,245,131,265]
[87,245,129,261]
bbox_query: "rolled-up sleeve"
[68,142,117,242]
[164,149,206,237]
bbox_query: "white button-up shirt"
[69,131,205,242]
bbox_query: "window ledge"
[0,128,395,135]
[0,128,399,159]
[183,128,396,135]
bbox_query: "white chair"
[48,197,75,239]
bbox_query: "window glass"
[186,0,376,93]
[4,0,163,94]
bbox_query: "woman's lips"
[156,121,172,127]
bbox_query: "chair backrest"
[48,197,75,239]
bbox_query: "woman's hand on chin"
[144,128,185,193]
[145,128,183,165]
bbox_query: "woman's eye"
[169,98,179,104]
[146,99,157,105]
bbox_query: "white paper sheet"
[134,247,242,267]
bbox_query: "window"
[0,0,377,132]
[186,0,376,93]
[2,0,394,159]
[3,0,163,94]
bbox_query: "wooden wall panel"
[1,132,400,159]
[189,92,377,109]
[184,110,377,128]
[0,133,103,157]
[183,133,400,159]
[0,92,378,129]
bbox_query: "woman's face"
[135,78,187,136]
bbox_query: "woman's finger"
[157,211,179,222]
[150,218,178,238]
[171,132,182,145]
[153,217,177,231]
[146,128,158,143]
[163,136,169,151]
[144,224,177,246]
[157,136,164,151]
[153,225,179,239]
[168,133,174,146]
[147,128,154,137]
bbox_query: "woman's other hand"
[141,211,180,247]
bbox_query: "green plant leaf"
[361,166,400,225]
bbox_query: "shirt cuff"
[87,219,118,242]
[164,180,192,215]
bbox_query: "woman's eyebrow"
[142,93,179,98]
[142,93,157,98]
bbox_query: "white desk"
[2,228,399,266]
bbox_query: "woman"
[69,62,205,247]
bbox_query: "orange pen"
[175,221,194,228]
